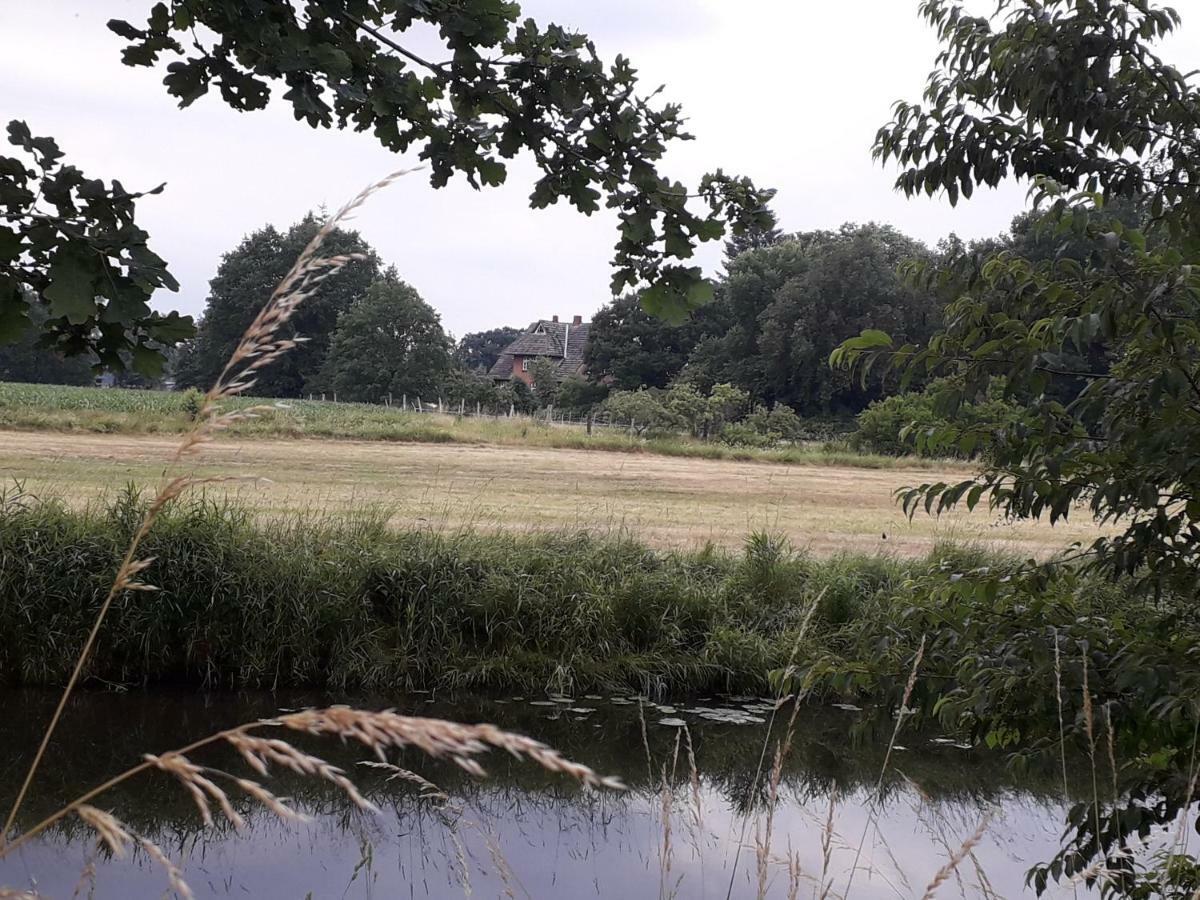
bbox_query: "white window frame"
[521,358,530,372]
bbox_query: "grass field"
[0,381,943,469]
[0,429,1105,557]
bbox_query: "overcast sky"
[5,1,1200,337]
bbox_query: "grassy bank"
[0,490,1146,702]
[0,491,960,694]
[4,493,1197,884]
[0,381,952,470]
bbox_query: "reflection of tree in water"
[0,689,1074,843]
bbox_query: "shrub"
[181,388,204,421]
[601,388,682,436]
[852,381,1021,458]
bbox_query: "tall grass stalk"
[842,633,926,899]
[723,587,823,899]
[0,173,623,897]
[1,169,415,843]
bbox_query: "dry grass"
[0,173,623,900]
[0,429,1109,557]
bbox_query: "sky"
[4,0,1200,338]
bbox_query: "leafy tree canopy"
[109,0,777,321]
[0,304,95,386]
[723,201,783,265]
[830,0,1200,880]
[692,224,939,414]
[455,326,521,372]
[583,292,707,390]
[527,356,560,408]
[175,215,380,396]
[0,121,193,375]
[556,374,609,415]
[316,272,452,403]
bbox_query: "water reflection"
[0,689,1081,898]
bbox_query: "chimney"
[551,315,559,323]
[572,315,582,325]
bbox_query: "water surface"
[0,689,1090,898]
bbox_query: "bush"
[718,421,772,448]
[852,382,1021,458]
[181,388,204,421]
[601,388,682,436]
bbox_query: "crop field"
[0,429,1105,557]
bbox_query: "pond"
[0,689,1088,899]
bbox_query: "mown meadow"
[0,380,946,470]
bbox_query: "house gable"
[489,315,591,383]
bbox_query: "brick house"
[489,315,591,385]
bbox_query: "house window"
[521,358,530,372]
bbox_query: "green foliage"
[442,369,503,414]
[315,276,452,404]
[0,120,192,373]
[527,356,560,409]
[583,292,706,390]
[555,374,608,416]
[723,202,783,265]
[0,493,931,695]
[175,216,380,396]
[705,382,750,433]
[601,388,681,436]
[830,2,1200,891]
[874,0,1190,220]
[852,381,1021,459]
[0,305,94,386]
[663,382,710,436]
[180,387,204,422]
[691,226,940,414]
[454,327,521,373]
[836,0,1200,595]
[109,0,775,320]
[501,379,536,415]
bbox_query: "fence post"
[459,398,465,416]
[587,413,593,435]
[629,417,634,437]
[417,396,422,412]
[388,392,393,407]
[476,401,481,417]
[509,403,514,418]
[321,393,325,402]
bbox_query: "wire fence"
[301,391,655,435]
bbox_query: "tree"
[692,226,939,414]
[723,202,783,265]
[0,121,193,374]
[556,374,609,416]
[443,368,503,413]
[108,0,775,321]
[316,275,452,403]
[6,2,774,373]
[663,382,709,436]
[0,304,94,385]
[527,357,561,409]
[584,292,706,390]
[175,216,380,396]
[831,0,1200,885]
[500,379,536,415]
[455,327,521,373]
[601,388,680,436]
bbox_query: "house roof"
[489,318,591,380]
